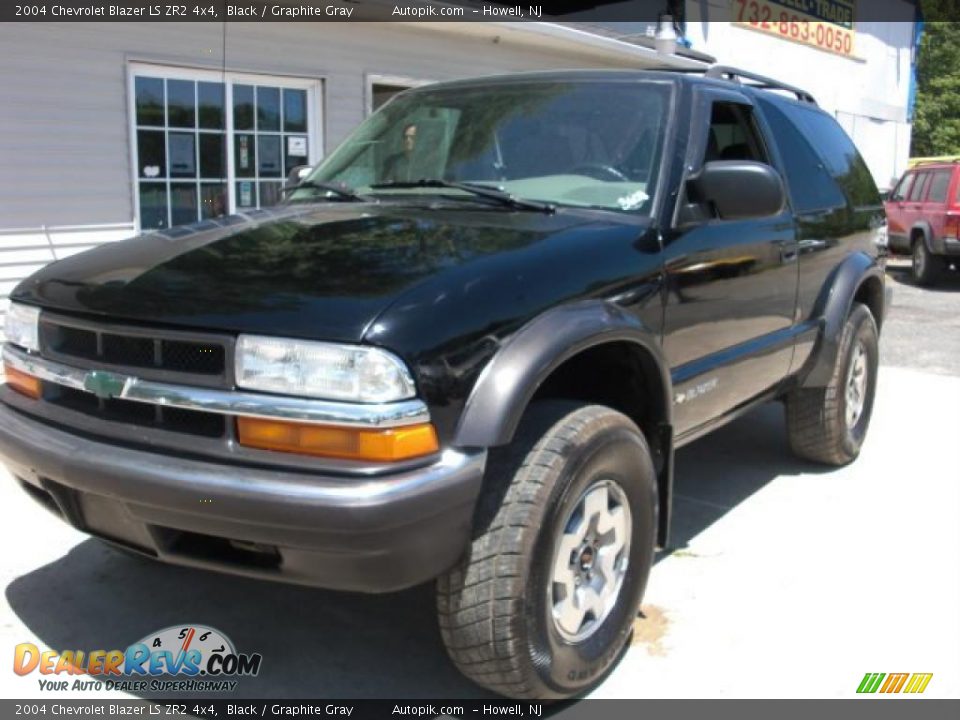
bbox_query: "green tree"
[912,18,960,156]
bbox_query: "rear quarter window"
[757,97,880,210]
[754,97,846,213]
[926,170,951,204]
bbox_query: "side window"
[703,102,769,164]
[908,172,930,201]
[927,170,951,204]
[767,101,880,207]
[890,173,913,202]
[754,97,846,213]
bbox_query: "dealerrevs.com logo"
[14,625,262,693]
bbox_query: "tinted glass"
[260,181,283,207]
[755,98,845,213]
[258,135,282,177]
[139,183,168,230]
[927,170,951,204]
[167,80,195,128]
[773,102,879,207]
[135,77,164,126]
[309,81,672,212]
[257,87,281,131]
[137,130,166,178]
[168,132,196,178]
[170,183,198,225]
[235,134,256,177]
[283,89,307,132]
[908,172,929,201]
[234,85,254,130]
[199,133,225,178]
[285,136,309,176]
[236,180,257,209]
[198,82,224,129]
[200,183,227,219]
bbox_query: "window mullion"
[225,79,236,215]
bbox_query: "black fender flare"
[453,300,672,449]
[801,251,885,388]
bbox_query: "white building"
[682,4,917,192]
[0,9,919,329]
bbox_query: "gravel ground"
[880,256,960,376]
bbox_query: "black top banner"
[2,0,959,23]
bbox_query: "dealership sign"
[732,0,857,58]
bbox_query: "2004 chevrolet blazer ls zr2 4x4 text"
[0,68,889,699]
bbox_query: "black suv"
[0,68,888,699]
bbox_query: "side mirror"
[285,165,313,190]
[683,161,786,223]
[879,189,892,202]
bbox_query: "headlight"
[235,335,416,403]
[4,302,40,352]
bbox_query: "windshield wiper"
[369,179,555,213]
[284,180,371,203]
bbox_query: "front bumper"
[0,402,485,592]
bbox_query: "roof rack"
[909,157,960,168]
[704,66,818,105]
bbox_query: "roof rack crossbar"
[704,65,817,104]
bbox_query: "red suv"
[885,161,960,285]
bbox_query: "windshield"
[297,80,671,213]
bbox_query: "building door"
[129,64,322,231]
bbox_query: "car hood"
[13,203,629,343]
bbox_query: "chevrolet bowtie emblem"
[83,370,128,400]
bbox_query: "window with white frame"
[367,74,433,115]
[130,64,321,231]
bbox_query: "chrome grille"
[32,313,233,442]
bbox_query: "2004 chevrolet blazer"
[0,68,889,699]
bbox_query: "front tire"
[437,402,657,699]
[786,303,879,465]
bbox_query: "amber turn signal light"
[4,363,41,400]
[236,417,439,462]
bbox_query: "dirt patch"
[631,604,669,656]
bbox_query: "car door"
[662,87,799,439]
[923,169,952,242]
[886,171,915,250]
[903,170,931,236]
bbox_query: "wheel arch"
[453,300,675,545]
[910,221,934,251]
[801,251,885,388]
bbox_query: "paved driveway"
[2,260,958,700]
